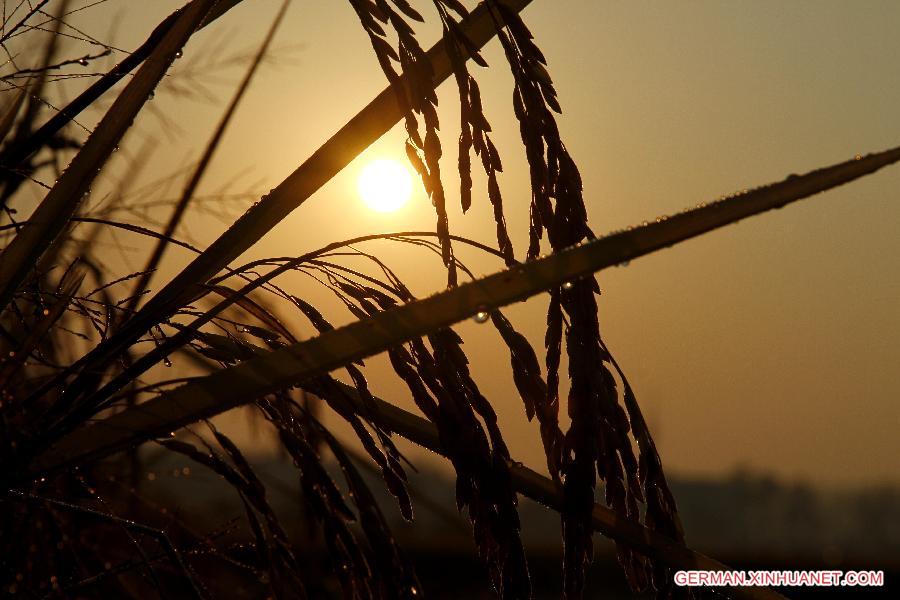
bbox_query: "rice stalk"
[31,142,900,476]
[51,0,534,409]
[48,375,785,600]
[2,3,893,597]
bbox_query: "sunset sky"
[54,0,900,488]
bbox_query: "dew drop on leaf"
[472,307,490,324]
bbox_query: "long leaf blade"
[59,0,535,400]
[33,145,900,472]
[0,0,221,311]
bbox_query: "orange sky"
[44,0,900,487]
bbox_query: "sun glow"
[358,159,412,213]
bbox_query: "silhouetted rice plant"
[1,1,897,598]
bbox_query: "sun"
[358,158,412,213]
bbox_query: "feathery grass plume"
[0,1,247,173]
[124,0,290,319]
[0,0,68,209]
[0,0,221,311]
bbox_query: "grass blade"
[60,0,535,400]
[0,84,28,146]
[125,0,291,316]
[0,262,83,389]
[30,145,900,472]
[0,0,221,312]
[0,0,249,170]
[46,377,785,600]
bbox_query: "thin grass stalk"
[43,376,784,600]
[24,231,504,416]
[0,0,248,170]
[0,0,50,45]
[5,488,206,599]
[331,383,786,600]
[0,0,67,206]
[0,0,221,312]
[0,263,83,389]
[31,144,900,472]
[58,0,534,402]
[125,0,290,318]
[0,86,28,145]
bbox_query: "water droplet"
[163,357,172,367]
[617,260,630,268]
[175,49,183,59]
[472,306,490,324]
[562,281,575,291]
[77,58,88,66]
[148,90,155,100]
[854,154,862,160]
[641,221,648,227]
